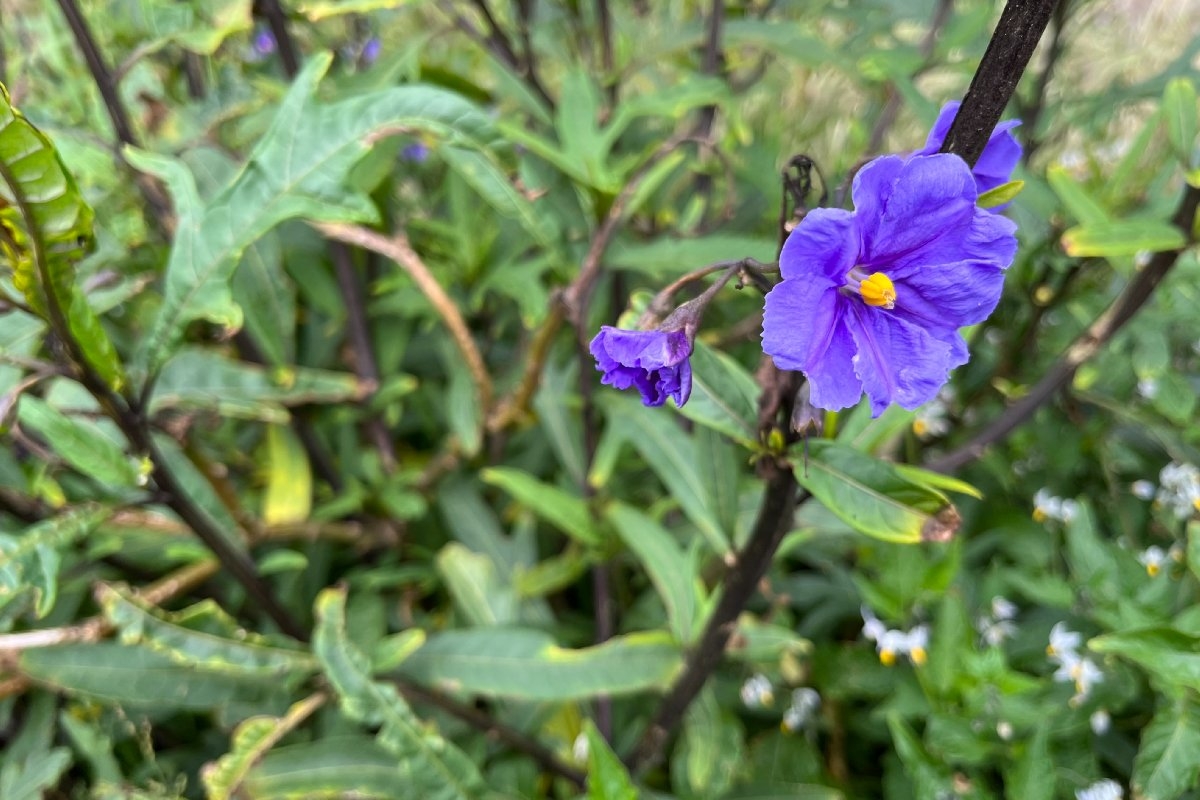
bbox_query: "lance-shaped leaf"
[794,441,961,544]
[245,737,417,799]
[313,587,486,800]
[1132,695,1200,800]
[97,584,317,685]
[0,85,122,390]
[130,53,500,379]
[0,507,107,619]
[395,627,682,700]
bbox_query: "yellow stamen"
[879,649,896,667]
[1032,508,1048,523]
[910,647,927,666]
[913,419,928,437]
[1147,563,1161,577]
[859,272,896,309]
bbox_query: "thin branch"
[927,182,1200,473]
[865,0,954,155]
[939,0,1060,167]
[396,679,587,789]
[595,0,616,108]
[248,4,398,476]
[314,222,494,413]
[1019,0,1069,163]
[252,0,300,76]
[330,243,397,473]
[436,0,555,109]
[626,459,801,773]
[52,0,173,231]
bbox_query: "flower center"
[858,272,896,309]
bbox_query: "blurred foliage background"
[1,0,1199,798]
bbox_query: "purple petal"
[883,206,1017,274]
[917,101,1023,198]
[857,155,977,267]
[779,208,859,282]
[589,327,693,407]
[849,155,905,241]
[917,102,960,154]
[805,312,864,411]
[889,259,1007,331]
[847,305,953,416]
[762,279,843,371]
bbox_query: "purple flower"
[590,327,692,407]
[401,142,430,163]
[253,30,276,57]
[916,101,1022,196]
[362,37,382,65]
[761,153,1017,416]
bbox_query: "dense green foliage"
[1,1,1199,798]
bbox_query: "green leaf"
[119,0,252,56]
[608,236,776,278]
[602,396,731,555]
[231,232,294,367]
[1163,77,1198,167]
[678,687,743,797]
[17,396,139,488]
[607,503,698,643]
[97,584,317,684]
[1061,220,1186,258]
[440,145,557,248]
[793,441,960,544]
[245,737,415,799]
[585,720,637,800]
[677,341,760,445]
[396,627,682,701]
[1046,166,1111,226]
[0,507,107,618]
[296,0,412,20]
[1132,695,1200,800]
[151,347,364,422]
[261,424,312,526]
[1004,722,1053,800]
[481,467,603,547]
[0,85,122,391]
[435,542,518,626]
[0,748,72,800]
[977,179,1024,209]
[131,53,499,377]
[19,642,287,711]
[891,464,983,500]
[202,692,327,800]
[1090,627,1200,692]
[312,587,487,800]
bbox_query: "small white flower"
[979,617,1017,647]
[1138,545,1170,577]
[1131,480,1156,500]
[572,731,589,763]
[1090,709,1111,735]
[781,687,821,733]
[1137,377,1159,400]
[1076,778,1123,800]
[1157,462,1200,519]
[740,674,774,708]
[913,397,950,439]
[1048,623,1083,659]
[1055,654,1103,704]
[1034,490,1078,523]
[862,608,928,666]
[991,596,1018,621]
[861,607,887,643]
[996,720,1014,741]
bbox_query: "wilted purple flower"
[916,101,1022,196]
[761,154,1017,416]
[362,37,382,64]
[253,29,276,57]
[589,327,692,408]
[401,142,430,163]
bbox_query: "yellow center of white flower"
[858,272,896,309]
